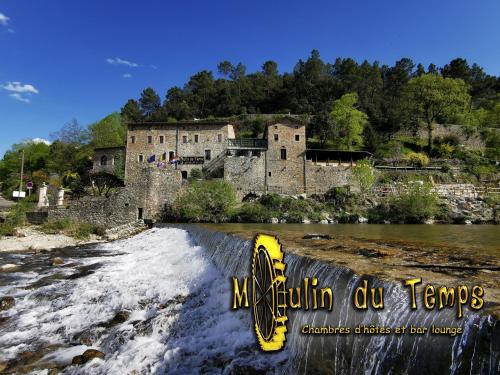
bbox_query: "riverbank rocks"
[358,216,368,223]
[443,196,499,224]
[0,263,19,272]
[0,296,15,311]
[71,349,105,365]
[100,311,130,328]
[51,257,64,266]
[303,233,333,240]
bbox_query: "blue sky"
[1,0,499,156]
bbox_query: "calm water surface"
[205,224,500,255]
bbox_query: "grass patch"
[0,200,34,237]
[39,219,103,239]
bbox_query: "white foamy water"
[0,228,287,374]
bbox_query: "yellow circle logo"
[252,234,288,351]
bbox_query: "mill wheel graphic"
[252,234,288,351]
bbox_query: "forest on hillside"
[121,51,499,139]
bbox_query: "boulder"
[303,233,332,240]
[319,219,329,224]
[0,264,18,272]
[302,219,311,224]
[464,220,472,225]
[0,296,15,311]
[51,257,64,266]
[358,216,368,224]
[269,217,279,224]
[72,349,105,365]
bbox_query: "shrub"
[39,218,72,234]
[351,159,375,195]
[75,223,94,239]
[189,168,203,181]
[369,182,438,223]
[234,202,274,223]
[173,180,237,222]
[0,200,34,236]
[404,152,429,168]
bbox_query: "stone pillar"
[56,187,65,206]
[37,183,49,208]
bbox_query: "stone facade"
[265,120,306,194]
[92,147,125,175]
[305,163,354,194]
[223,155,266,198]
[124,121,235,182]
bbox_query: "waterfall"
[183,224,499,375]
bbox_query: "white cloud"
[122,73,132,78]
[0,13,9,26]
[106,57,139,68]
[2,81,39,94]
[9,93,30,103]
[31,138,51,145]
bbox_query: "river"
[0,225,498,374]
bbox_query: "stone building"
[85,116,372,223]
[92,146,126,175]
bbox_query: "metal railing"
[227,138,268,149]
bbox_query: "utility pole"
[19,149,25,197]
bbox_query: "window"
[159,135,164,144]
[194,134,199,143]
[169,151,175,161]
[280,148,287,160]
[138,154,144,162]
[268,171,272,177]
[205,149,212,161]
[161,152,167,161]
[182,135,188,143]
[217,134,222,143]
[274,134,279,141]
[295,134,300,141]
[147,135,152,144]
[181,171,188,180]
[130,136,135,144]
[274,125,278,129]
[100,155,107,166]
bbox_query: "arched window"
[100,155,108,166]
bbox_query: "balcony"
[227,138,268,150]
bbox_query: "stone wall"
[48,188,138,228]
[305,162,354,194]
[48,166,183,228]
[92,147,125,175]
[223,155,266,197]
[433,184,478,199]
[125,121,234,184]
[266,120,306,194]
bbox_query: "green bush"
[368,183,438,223]
[0,200,34,236]
[39,218,72,234]
[173,180,237,222]
[234,202,274,223]
[404,152,429,167]
[75,223,94,239]
[189,168,203,181]
[351,159,375,194]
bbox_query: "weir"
[179,224,499,375]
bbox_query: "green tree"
[89,113,126,148]
[173,180,236,222]
[403,74,470,151]
[139,88,161,120]
[121,99,143,123]
[351,158,375,195]
[330,93,368,150]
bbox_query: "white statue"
[37,183,49,208]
